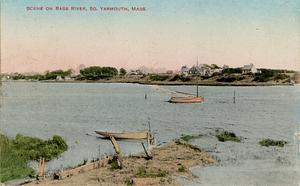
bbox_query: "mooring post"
[233,89,236,104]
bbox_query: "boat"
[168,57,204,103]
[95,131,153,140]
[168,95,204,103]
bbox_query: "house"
[223,65,229,69]
[180,65,190,76]
[189,64,213,77]
[242,63,257,74]
[56,75,64,81]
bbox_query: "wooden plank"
[109,136,121,155]
[58,159,108,179]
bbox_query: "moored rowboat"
[95,131,153,140]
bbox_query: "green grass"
[108,156,122,170]
[216,131,241,142]
[149,75,169,81]
[0,133,68,182]
[135,166,168,178]
[124,177,133,186]
[178,165,185,172]
[259,139,287,147]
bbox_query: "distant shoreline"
[1,79,295,86]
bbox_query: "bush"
[80,66,118,80]
[170,74,191,82]
[253,69,286,82]
[108,156,121,170]
[0,134,67,182]
[178,165,185,172]
[119,68,127,76]
[216,131,241,142]
[259,139,287,147]
[222,68,242,74]
[135,166,168,178]
[274,73,289,80]
[44,70,72,80]
[180,134,202,142]
[217,76,237,82]
[13,134,68,161]
[12,74,26,80]
[149,75,169,81]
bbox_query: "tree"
[119,68,127,76]
[80,66,118,80]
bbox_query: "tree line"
[10,66,127,81]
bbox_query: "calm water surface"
[0,82,299,185]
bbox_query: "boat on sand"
[95,131,153,140]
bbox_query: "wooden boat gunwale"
[95,131,153,140]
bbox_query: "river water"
[0,82,299,185]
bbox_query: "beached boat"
[95,131,153,140]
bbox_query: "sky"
[1,0,300,73]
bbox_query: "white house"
[188,64,214,77]
[242,63,257,74]
[180,65,190,76]
[56,75,64,81]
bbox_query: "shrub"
[222,68,242,74]
[149,75,169,81]
[170,74,191,82]
[178,165,185,172]
[216,76,237,82]
[216,131,241,142]
[135,166,168,178]
[80,66,118,80]
[274,73,289,80]
[108,156,121,170]
[180,134,202,142]
[0,134,67,182]
[259,139,287,147]
[13,134,68,161]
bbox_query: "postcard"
[0,0,299,185]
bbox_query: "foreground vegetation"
[180,134,203,142]
[216,131,241,142]
[0,134,68,182]
[259,138,287,147]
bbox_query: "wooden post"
[38,157,45,178]
[109,136,123,168]
[141,142,152,159]
[233,89,236,104]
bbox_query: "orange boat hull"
[168,96,204,103]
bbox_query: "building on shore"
[242,63,258,74]
[180,65,190,76]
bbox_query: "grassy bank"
[26,139,214,186]
[0,134,68,182]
